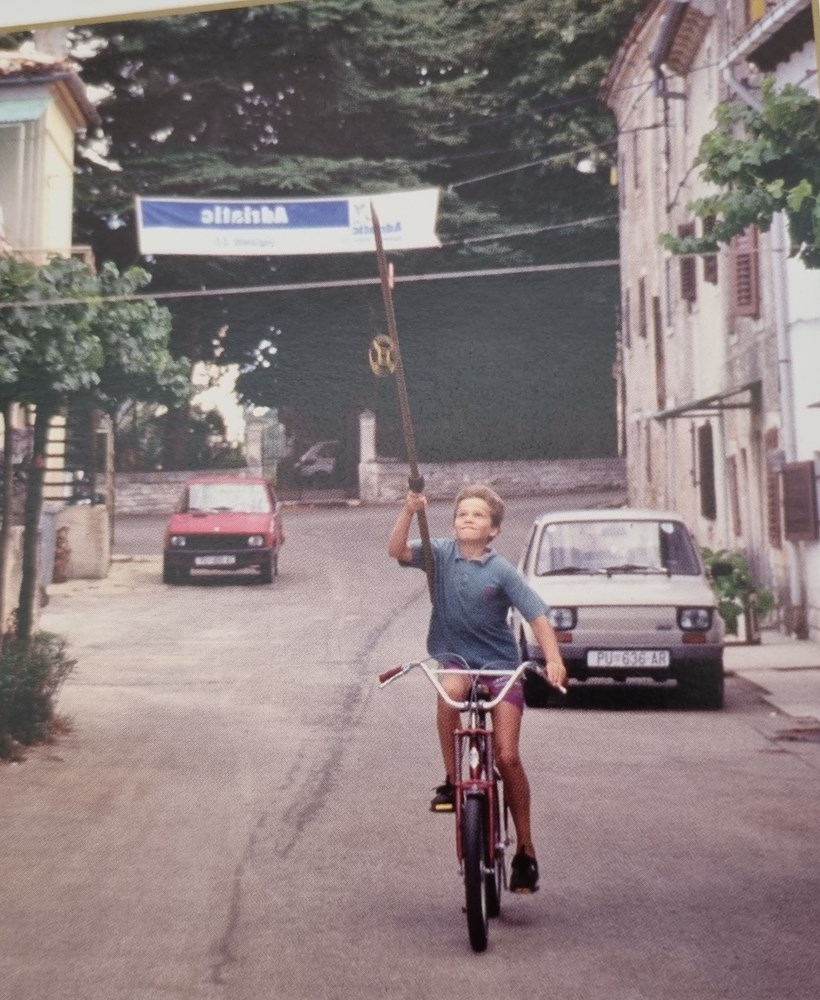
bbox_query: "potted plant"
[702,548,776,643]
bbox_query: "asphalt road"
[3,494,820,1000]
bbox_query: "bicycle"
[378,655,559,952]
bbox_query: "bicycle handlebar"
[378,657,566,709]
[378,664,405,685]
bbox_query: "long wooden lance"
[370,202,435,603]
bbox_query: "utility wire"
[440,215,618,246]
[0,258,620,311]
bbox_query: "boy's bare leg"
[492,701,534,855]
[436,675,471,782]
[437,700,461,782]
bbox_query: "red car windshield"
[184,482,271,514]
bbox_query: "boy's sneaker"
[509,848,540,893]
[430,779,455,813]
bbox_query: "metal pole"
[370,202,435,602]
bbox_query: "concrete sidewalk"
[725,629,820,725]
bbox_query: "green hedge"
[0,632,76,759]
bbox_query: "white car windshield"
[535,519,701,576]
[184,482,271,513]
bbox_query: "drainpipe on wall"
[723,64,804,635]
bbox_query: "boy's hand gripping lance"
[370,202,435,603]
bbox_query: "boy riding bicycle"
[388,484,568,893]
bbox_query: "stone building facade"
[603,0,820,638]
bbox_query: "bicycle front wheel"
[485,786,503,918]
[463,794,489,952]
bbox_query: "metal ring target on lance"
[368,334,397,377]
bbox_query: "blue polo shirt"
[404,537,549,668]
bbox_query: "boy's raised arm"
[388,491,426,562]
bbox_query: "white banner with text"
[135,189,440,256]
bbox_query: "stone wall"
[358,456,626,504]
[114,469,244,515]
[115,457,626,513]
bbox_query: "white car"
[514,508,726,708]
[294,440,340,483]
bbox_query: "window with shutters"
[732,227,760,317]
[765,428,782,548]
[703,216,718,284]
[782,461,819,542]
[678,223,697,302]
[698,423,717,521]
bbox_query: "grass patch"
[0,632,77,760]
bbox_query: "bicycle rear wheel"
[463,794,489,952]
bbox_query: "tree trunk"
[16,405,52,642]
[0,400,14,640]
[162,406,191,470]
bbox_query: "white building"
[603,0,820,639]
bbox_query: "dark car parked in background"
[163,476,284,584]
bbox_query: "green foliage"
[116,403,245,471]
[0,255,192,639]
[661,81,820,268]
[702,548,776,636]
[70,0,636,422]
[0,255,100,408]
[0,632,77,759]
[73,1,636,250]
[0,255,191,413]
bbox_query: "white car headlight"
[678,607,713,630]
[247,535,265,547]
[548,607,577,630]
[169,536,186,548]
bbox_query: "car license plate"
[587,650,671,668]
[194,555,236,567]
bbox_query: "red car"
[162,476,285,584]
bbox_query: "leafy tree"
[67,2,639,454]
[0,255,189,640]
[661,80,820,268]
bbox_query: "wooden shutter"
[732,227,760,317]
[703,216,718,284]
[638,277,648,339]
[678,223,697,302]
[653,295,666,409]
[765,428,782,548]
[622,288,631,350]
[728,455,742,537]
[748,0,766,23]
[698,423,717,521]
[782,461,818,542]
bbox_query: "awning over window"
[653,381,760,420]
[0,96,49,125]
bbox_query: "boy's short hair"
[453,484,505,528]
